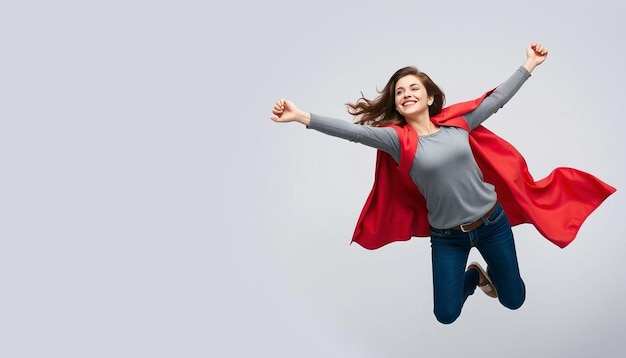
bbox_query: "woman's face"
[394,74,433,119]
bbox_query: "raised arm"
[464,43,548,130]
[270,99,401,161]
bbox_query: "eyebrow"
[396,83,421,90]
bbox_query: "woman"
[269,44,616,324]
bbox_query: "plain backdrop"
[0,1,623,357]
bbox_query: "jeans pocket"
[485,206,506,225]
[430,228,449,238]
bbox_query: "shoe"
[467,262,497,298]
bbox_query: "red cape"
[351,91,616,250]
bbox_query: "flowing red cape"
[351,91,616,250]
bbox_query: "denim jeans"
[429,203,525,324]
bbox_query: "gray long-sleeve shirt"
[308,66,531,229]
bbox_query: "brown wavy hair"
[346,66,446,127]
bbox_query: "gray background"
[0,0,624,357]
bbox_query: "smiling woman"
[393,74,437,132]
[348,66,445,133]
[269,43,616,325]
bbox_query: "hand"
[270,98,310,125]
[523,43,548,72]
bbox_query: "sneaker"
[467,262,498,298]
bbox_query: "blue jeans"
[429,203,525,324]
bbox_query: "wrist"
[297,110,312,126]
[522,59,537,73]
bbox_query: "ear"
[427,95,434,106]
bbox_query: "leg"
[474,209,526,310]
[430,230,478,324]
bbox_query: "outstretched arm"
[270,99,401,161]
[464,43,549,129]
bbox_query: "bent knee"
[434,309,461,324]
[500,294,525,310]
